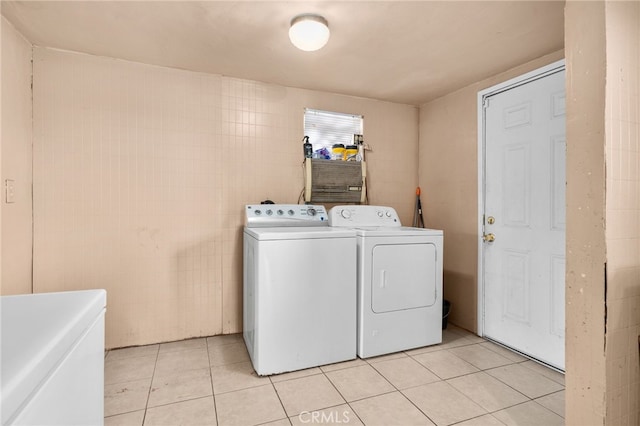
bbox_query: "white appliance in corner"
[243,204,357,375]
[329,205,443,358]
[1,290,106,426]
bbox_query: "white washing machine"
[243,204,357,375]
[329,205,443,358]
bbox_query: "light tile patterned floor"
[104,326,565,426]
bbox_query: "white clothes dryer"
[243,204,357,375]
[329,205,443,358]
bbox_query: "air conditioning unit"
[304,158,366,203]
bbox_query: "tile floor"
[104,325,565,426]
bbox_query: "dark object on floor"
[442,300,451,330]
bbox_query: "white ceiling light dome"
[289,14,330,52]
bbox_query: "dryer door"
[371,243,437,313]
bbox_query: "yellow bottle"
[344,145,358,161]
[331,144,345,160]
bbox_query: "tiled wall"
[1,16,33,295]
[604,2,640,424]
[417,50,564,332]
[31,47,419,349]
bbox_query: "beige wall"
[564,2,640,424]
[565,2,608,424]
[31,47,418,349]
[1,17,2,291]
[1,16,33,295]
[417,50,564,332]
[604,1,640,424]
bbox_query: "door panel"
[372,243,436,313]
[502,249,531,325]
[483,69,566,370]
[502,142,531,227]
[551,136,567,230]
[550,254,565,338]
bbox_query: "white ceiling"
[1,1,565,106]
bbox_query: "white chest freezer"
[1,290,107,425]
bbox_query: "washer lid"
[244,226,356,241]
[354,226,443,237]
[1,290,106,425]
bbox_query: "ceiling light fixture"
[289,14,330,52]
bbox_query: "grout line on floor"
[342,388,399,404]
[140,344,160,426]
[204,338,219,426]
[270,373,294,421]
[344,400,366,425]
[321,369,350,408]
[448,412,495,425]
[397,387,440,426]
[105,333,565,426]
[104,408,145,420]
[533,388,566,400]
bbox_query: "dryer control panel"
[245,204,328,227]
[329,205,401,227]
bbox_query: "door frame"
[476,59,566,337]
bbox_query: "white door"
[482,69,566,370]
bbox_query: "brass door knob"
[483,233,496,243]
[487,216,495,225]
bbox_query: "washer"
[243,204,357,375]
[329,205,443,358]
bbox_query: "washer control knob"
[386,211,392,217]
[288,209,295,216]
[307,207,317,216]
[341,209,351,219]
[377,211,383,217]
[277,209,284,216]
[255,210,262,216]
[266,209,273,216]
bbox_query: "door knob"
[487,216,495,225]
[483,233,496,243]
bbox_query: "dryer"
[244,204,357,375]
[329,205,443,358]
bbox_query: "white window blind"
[304,108,363,152]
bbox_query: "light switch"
[5,179,15,203]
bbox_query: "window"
[303,108,363,153]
